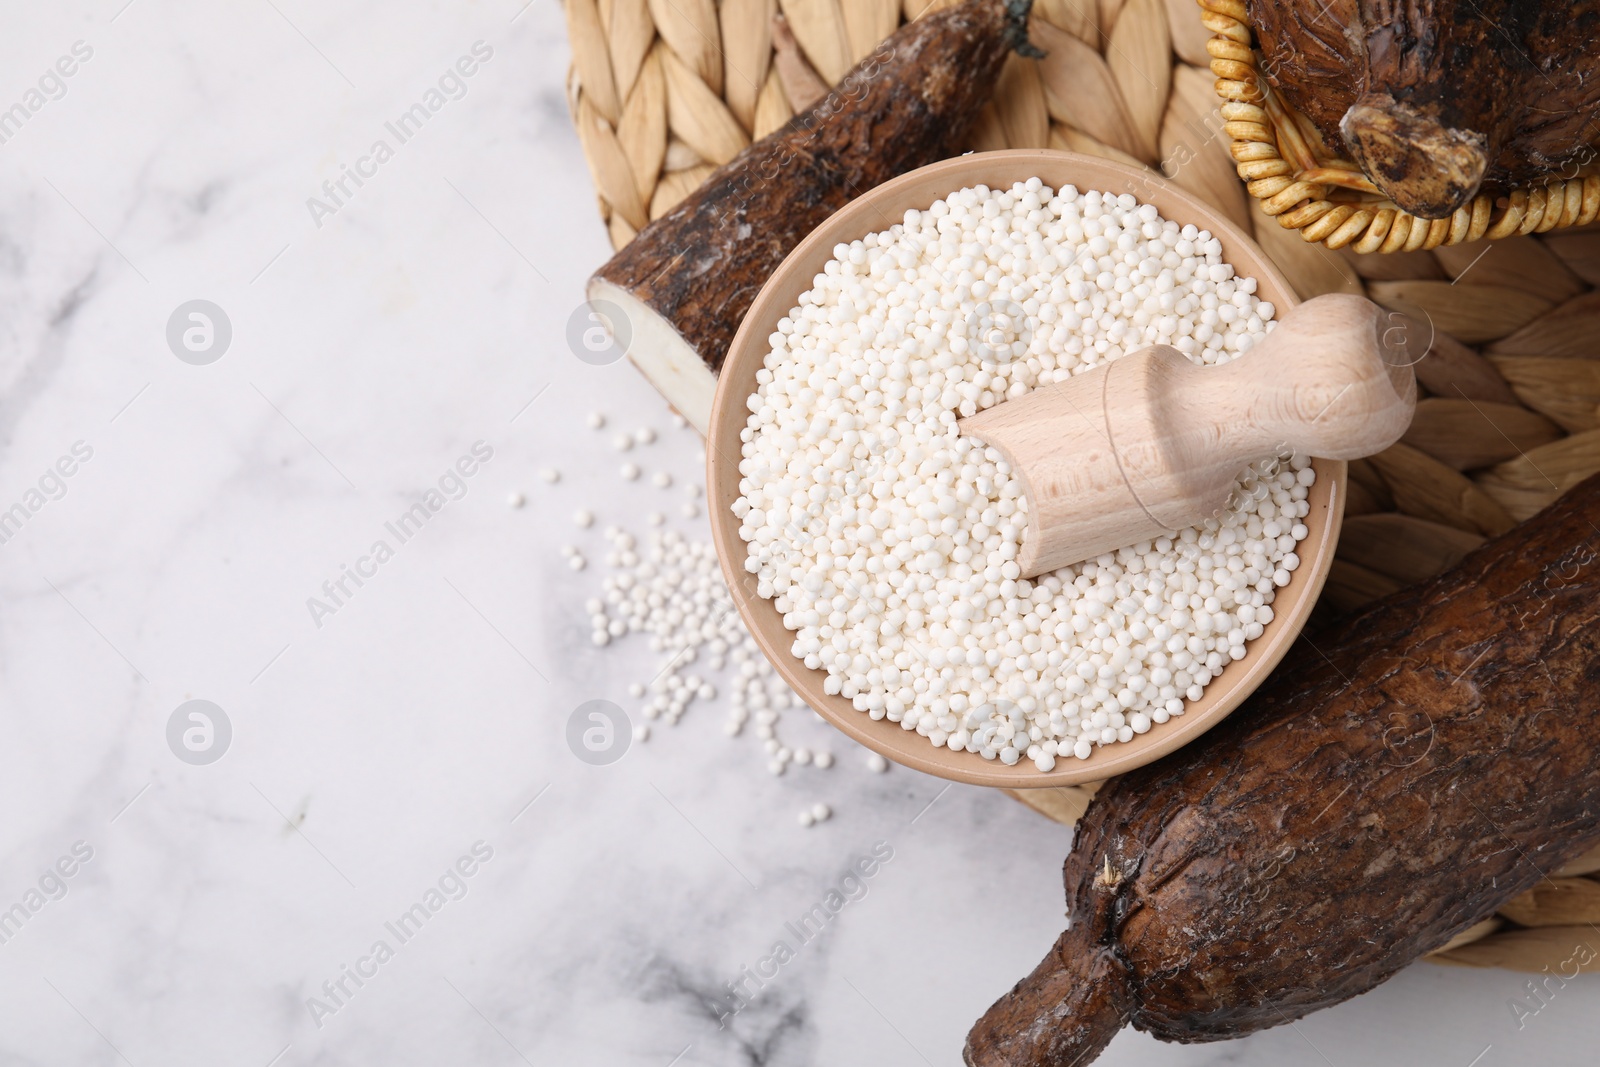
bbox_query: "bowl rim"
[706,149,1345,789]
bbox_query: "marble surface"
[0,2,1593,1065]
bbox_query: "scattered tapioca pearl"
[798,809,815,827]
[867,753,889,773]
[810,802,831,823]
[561,545,579,557]
[681,501,699,519]
[540,468,560,484]
[580,524,862,817]
[633,722,650,742]
[613,434,633,452]
[569,554,586,571]
[648,512,665,526]
[506,491,525,509]
[588,412,606,429]
[737,179,1306,771]
[652,471,672,488]
[671,412,688,429]
[686,483,702,498]
[620,463,640,480]
[634,427,655,445]
[574,509,594,528]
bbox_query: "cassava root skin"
[589,0,1036,432]
[1249,0,1600,218]
[966,473,1600,1066]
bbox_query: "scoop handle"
[959,294,1417,577]
[1130,292,1417,524]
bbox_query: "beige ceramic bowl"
[706,150,1344,788]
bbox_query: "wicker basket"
[564,0,1600,971]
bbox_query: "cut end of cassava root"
[1340,94,1489,220]
[586,277,716,434]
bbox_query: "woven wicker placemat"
[564,0,1600,971]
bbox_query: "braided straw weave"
[565,0,1600,972]
[1200,0,1600,252]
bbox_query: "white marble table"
[0,2,1591,1065]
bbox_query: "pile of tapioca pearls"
[537,409,893,829]
[734,178,1313,772]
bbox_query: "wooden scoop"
[959,293,1417,577]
